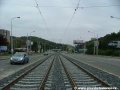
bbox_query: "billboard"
[108,41,120,48]
[73,40,84,44]
[0,46,7,51]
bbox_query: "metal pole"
[96,34,99,55]
[16,37,17,48]
[27,33,28,54]
[80,37,86,54]
[29,33,31,53]
[11,19,13,55]
[88,31,95,55]
[11,17,20,56]
[84,42,86,54]
[94,34,95,55]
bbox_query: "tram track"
[60,55,113,90]
[9,56,54,90]
[0,53,119,90]
[43,53,72,90]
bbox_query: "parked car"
[10,52,29,64]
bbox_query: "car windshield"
[13,53,24,57]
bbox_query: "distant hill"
[12,36,69,52]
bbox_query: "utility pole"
[11,17,20,55]
[96,34,99,55]
[88,31,95,55]
[27,33,28,54]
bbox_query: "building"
[0,29,10,43]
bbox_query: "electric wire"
[60,0,80,43]
[34,0,53,41]
[79,5,120,9]
[1,2,120,43]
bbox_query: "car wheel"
[23,60,26,64]
[27,60,29,63]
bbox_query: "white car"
[44,52,48,55]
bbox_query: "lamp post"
[88,31,99,55]
[30,31,35,53]
[80,37,86,54]
[110,16,120,20]
[96,34,99,55]
[11,17,20,55]
[88,31,95,55]
[27,33,28,54]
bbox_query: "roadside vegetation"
[1,31,120,56]
[86,31,120,56]
[0,34,69,55]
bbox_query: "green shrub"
[98,49,113,56]
[86,49,93,54]
[112,50,120,56]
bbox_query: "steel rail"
[38,57,55,90]
[61,55,114,90]
[1,55,52,90]
[59,56,77,90]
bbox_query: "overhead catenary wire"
[1,1,120,43]
[79,5,120,9]
[34,0,53,41]
[60,0,81,43]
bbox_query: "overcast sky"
[0,0,120,45]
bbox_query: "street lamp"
[110,16,120,19]
[80,37,86,54]
[96,34,99,55]
[27,33,28,54]
[11,17,20,55]
[88,31,99,55]
[88,31,95,55]
[30,31,35,52]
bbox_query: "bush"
[87,49,120,57]
[86,49,93,54]
[98,50,106,55]
[98,49,113,56]
[112,50,120,56]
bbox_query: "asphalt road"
[0,56,11,60]
[0,54,47,80]
[63,53,120,78]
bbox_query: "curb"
[0,58,10,60]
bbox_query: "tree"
[32,41,38,52]
[86,31,120,56]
